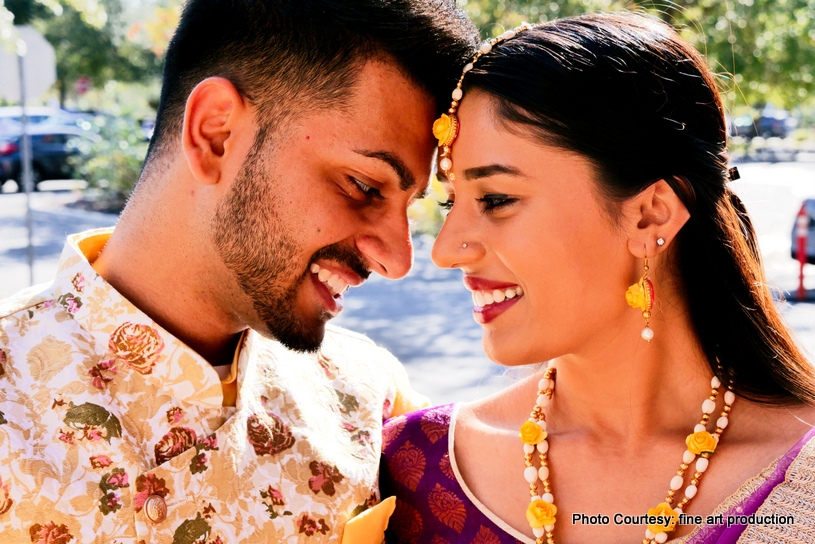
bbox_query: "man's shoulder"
[324,323,376,345]
[0,282,54,320]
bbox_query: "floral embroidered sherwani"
[0,228,425,543]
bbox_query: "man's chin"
[258,316,329,353]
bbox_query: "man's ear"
[622,179,691,258]
[182,77,249,185]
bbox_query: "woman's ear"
[621,179,691,258]
[182,77,249,186]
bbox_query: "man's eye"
[437,199,454,217]
[476,193,516,211]
[347,176,383,200]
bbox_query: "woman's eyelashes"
[436,193,517,215]
[476,193,516,212]
[347,176,384,200]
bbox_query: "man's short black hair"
[147,0,478,161]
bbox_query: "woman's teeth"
[472,286,523,307]
[310,263,350,297]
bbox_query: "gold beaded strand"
[520,363,735,544]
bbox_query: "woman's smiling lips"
[463,276,524,324]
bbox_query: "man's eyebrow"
[355,150,416,191]
[463,164,523,180]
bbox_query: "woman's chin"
[482,336,541,368]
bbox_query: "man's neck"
[91,175,248,367]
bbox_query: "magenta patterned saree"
[380,404,814,544]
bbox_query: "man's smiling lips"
[308,262,365,316]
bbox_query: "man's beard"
[212,136,327,352]
[211,134,370,353]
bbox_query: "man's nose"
[355,211,413,280]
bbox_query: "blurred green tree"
[2,0,161,106]
[462,0,815,109]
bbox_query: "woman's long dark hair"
[466,12,815,405]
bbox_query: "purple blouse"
[380,403,815,544]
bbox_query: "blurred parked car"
[728,113,756,138]
[0,125,100,191]
[727,109,798,139]
[791,199,815,265]
[0,106,89,133]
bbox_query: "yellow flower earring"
[625,255,655,342]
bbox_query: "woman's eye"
[476,193,516,211]
[348,176,383,200]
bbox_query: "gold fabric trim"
[736,433,815,542]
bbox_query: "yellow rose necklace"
[520,361,735,544]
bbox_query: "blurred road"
[1,164,814,404]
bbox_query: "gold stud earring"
[625,257,655,342]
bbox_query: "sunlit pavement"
[1,167,814,405]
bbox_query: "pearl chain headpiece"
[432,23,534,180]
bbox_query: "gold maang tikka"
[432,23,533,179]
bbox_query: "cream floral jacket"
[0,229,425,543]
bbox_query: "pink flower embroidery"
[261,485,285,506]
[90,455,112,469]
[71,273,86,293]
[98,491,122,515]
[28,521,74,543]
[108,322,164,374]
[104,470,128,489]
[166,407,183,425]
[246,413,294,457]
[83,427,104,441]
[0,475,12,516]
[190,452,208,474]
[88,359,117,390]
[57,430,75,445]
[199,433,217,451]
[55,293,83,315]
[133,474,169,512]
[308,461,344,496]
[155,427,197,465]
[297,514,329,536]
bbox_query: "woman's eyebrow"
[463,164,523,180]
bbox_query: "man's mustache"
[310,244,371,282]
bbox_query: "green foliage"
[70,115,147,211]
[41,5,161,104]
[461,0,815,109]
[3,0,161,105]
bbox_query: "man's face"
[213,60,437,352]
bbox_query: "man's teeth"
[310,263,350,297]
[472,286,523,307]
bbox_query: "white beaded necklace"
[520,361,735,544]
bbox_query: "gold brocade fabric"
[668,433,815,544]
[0,228,426,543]
[737,434,815,542]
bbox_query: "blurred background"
[0,0,814,403]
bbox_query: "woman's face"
[432,91,637,366]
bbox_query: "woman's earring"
[625,257,655,342]
[462,243,468,249]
